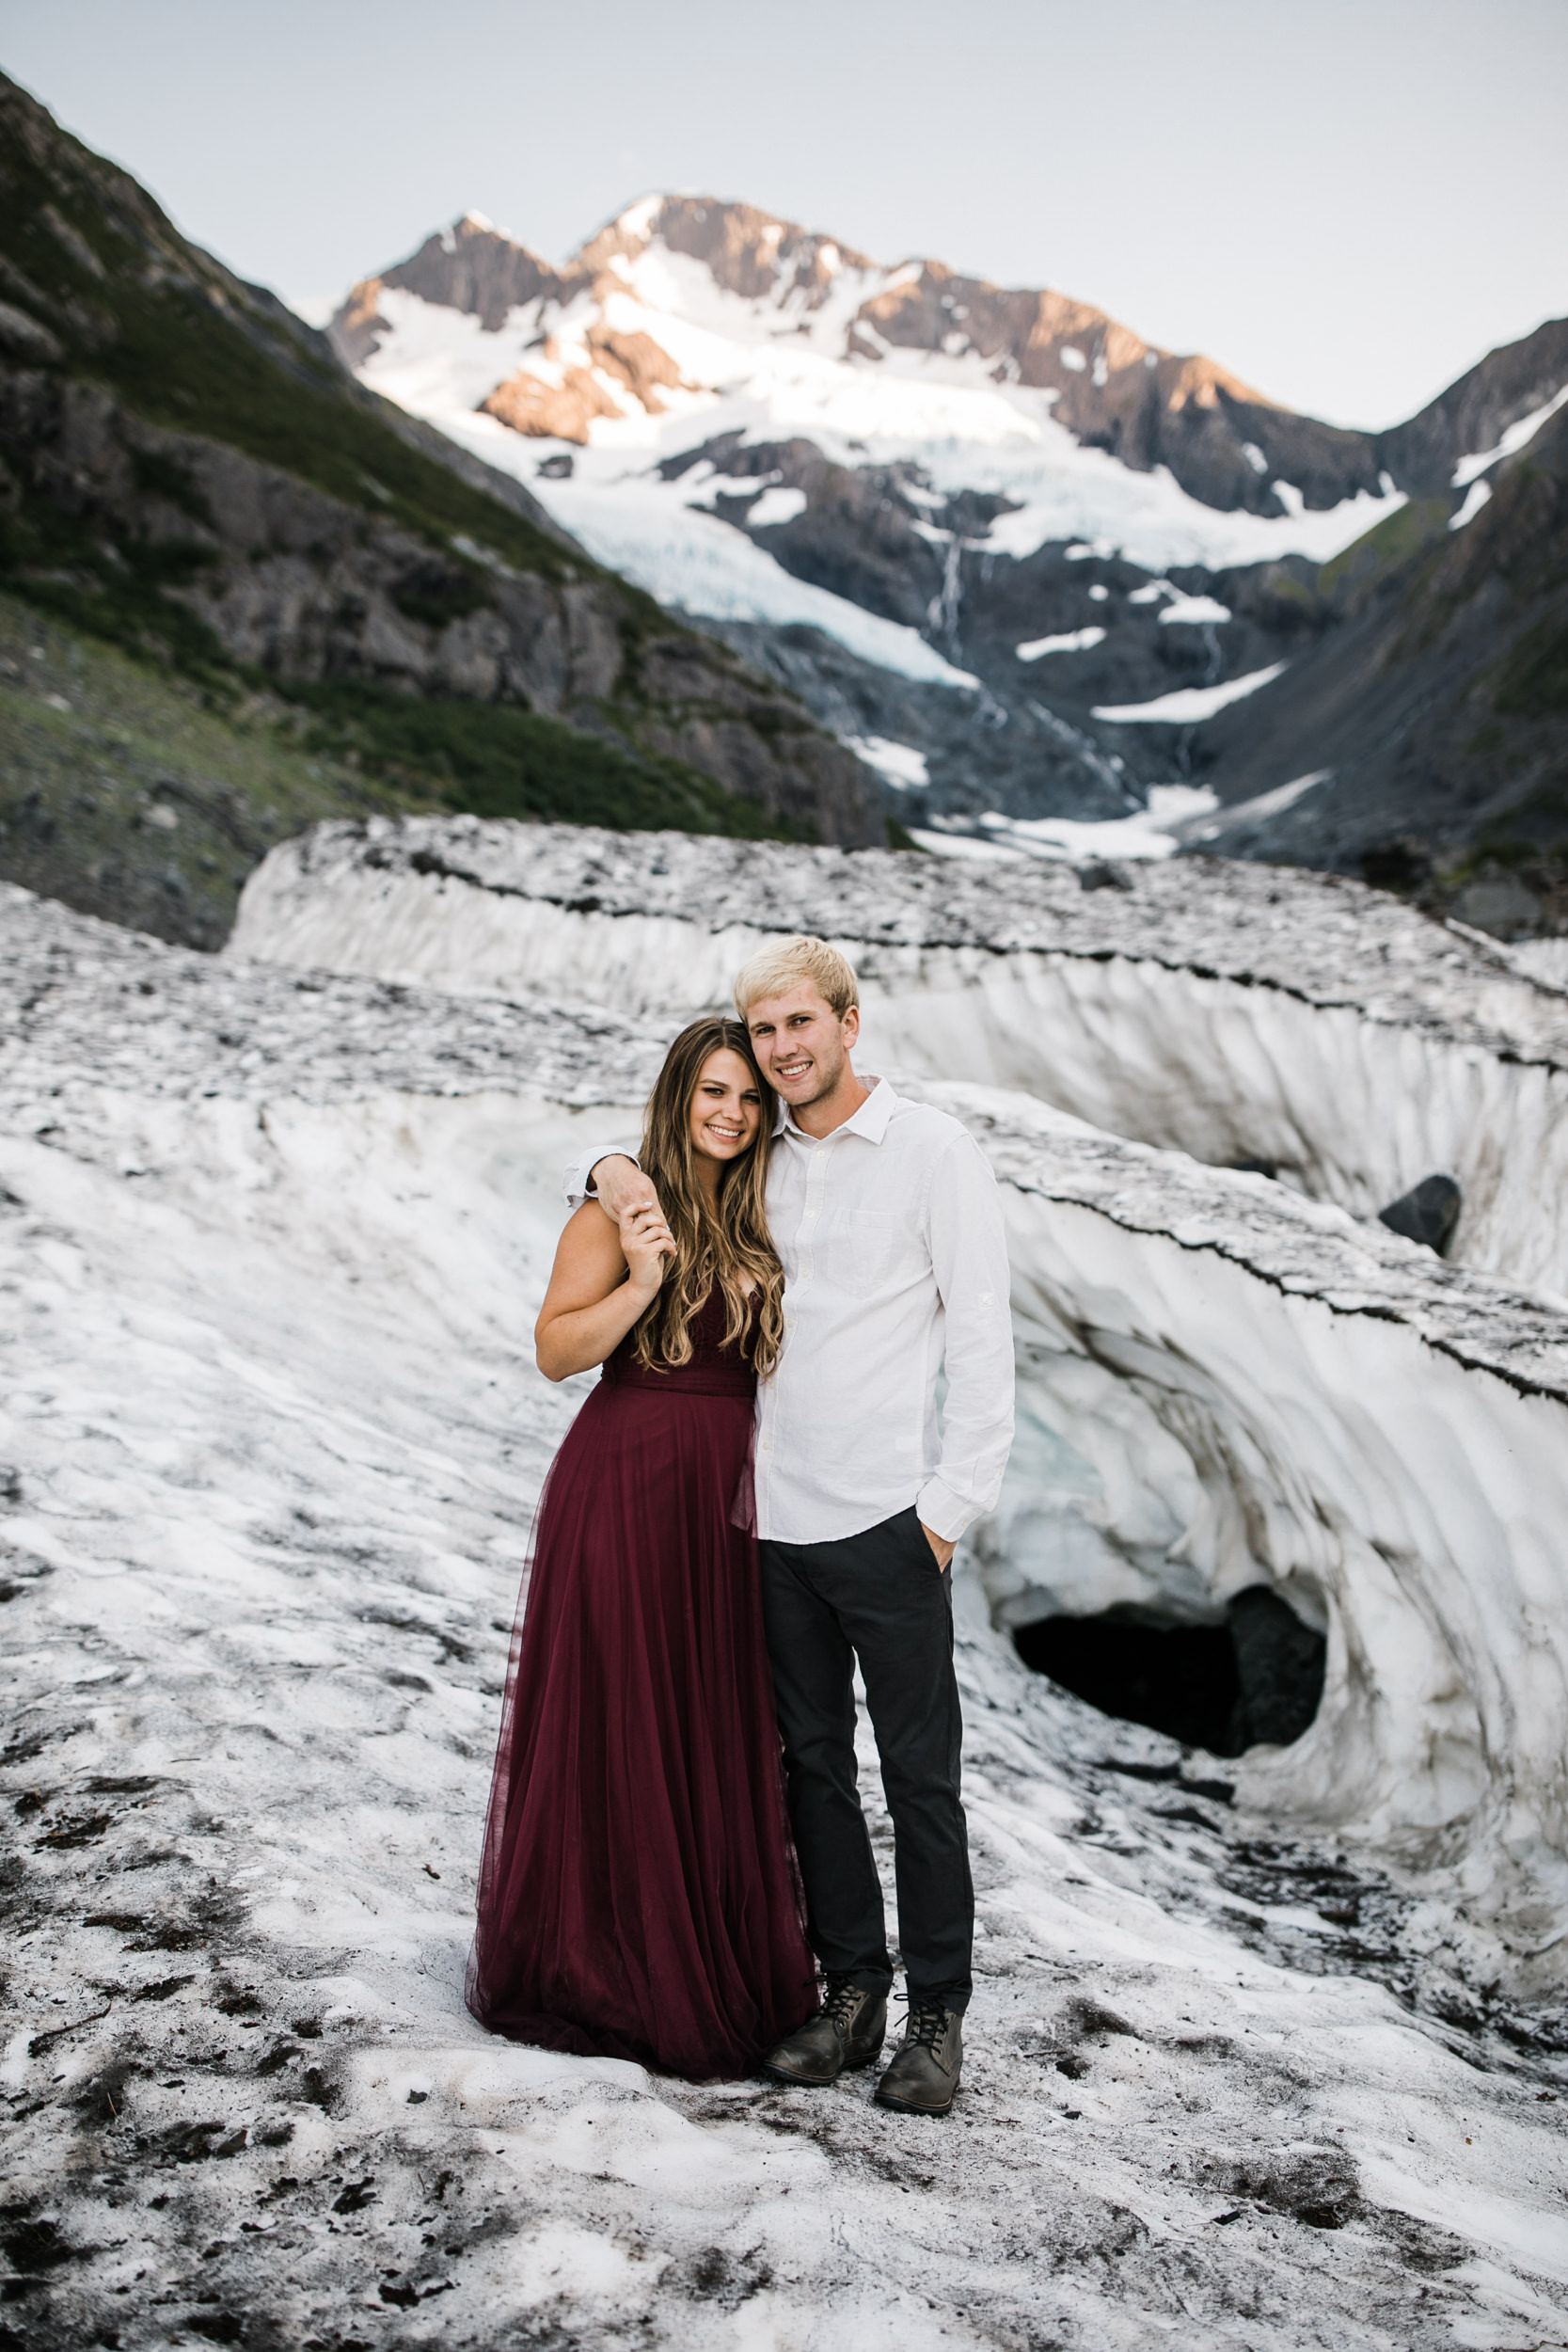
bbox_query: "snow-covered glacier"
[224,818,1568,1942]
[346,212,1408,618]
[232,818,1568,1296]
[6,870,1568,2347]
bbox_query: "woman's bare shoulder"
[546,1199,626,1295]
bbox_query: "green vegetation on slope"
[0,594,426,946]
[0,103,576,586]
[284,682,786,838]
[1315,498,1449,604]
[1494,613,1568,718]
[0,73,826,934]
[0,596,798,949]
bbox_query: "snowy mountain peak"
[574,193,878,318]
[329,193,1409,700]
[326,198,1566,875]
[333,191,1395,535]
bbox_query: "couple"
[467,934,1014,2116]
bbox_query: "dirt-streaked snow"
[5,881,1568,2349]
[230,820,1568,1295]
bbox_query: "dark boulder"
[1377,1172,1462,1255]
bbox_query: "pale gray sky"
[6,0,1565,429]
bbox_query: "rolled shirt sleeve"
[915,1133,1015,1544]
[562,1141,639,1211]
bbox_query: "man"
[567,936,1013,2115]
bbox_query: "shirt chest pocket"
[827,1208,901,1300]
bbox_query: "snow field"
[4,987,1568,2345]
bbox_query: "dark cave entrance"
[1013,1586,1326,1757]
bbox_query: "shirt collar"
[776,1075,897,1145]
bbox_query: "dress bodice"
[602,1287,757,1397]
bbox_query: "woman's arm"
[534,1198,674,1381]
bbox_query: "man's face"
[745,981,860,1110]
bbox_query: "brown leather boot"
[874,2000,963,2116]
[762,1975,888,2087]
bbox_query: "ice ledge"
[8,883,1565,1404]
[232,818,1568,1070]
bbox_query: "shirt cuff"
[916,1478,980,1546]
[562,1147,639,1210]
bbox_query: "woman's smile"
[689,1047,763,1167]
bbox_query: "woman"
[467,1017,817,2077]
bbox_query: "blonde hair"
[631,1016,785,1377]
[733,934,860,1020]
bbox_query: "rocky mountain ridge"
[0,80,884,946]
[341,200,1390,521]
[336,199,1568,917]
[1192,395,1568,910]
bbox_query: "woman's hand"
[535,1200,673,1382]
[619,1198,675,1297]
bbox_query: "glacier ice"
[5,874,1568,2345]
[356,271,1410,581]
[232,818,1568,1296]
[222,819,1568,1955]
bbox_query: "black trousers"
[758,1505,973,2012]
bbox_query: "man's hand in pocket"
[920,1522,956,1571]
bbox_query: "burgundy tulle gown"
[467,1289,817,2077]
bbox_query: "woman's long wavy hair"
[630,1016,784,1376]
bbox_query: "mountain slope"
[1184,380,1568,918]
[0,84,883,946]
[342,199,1390,523]
[336,202,1567,906]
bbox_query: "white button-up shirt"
[564,1078,1014,1548]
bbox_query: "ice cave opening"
[1013,1587,1328,1758]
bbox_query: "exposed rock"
[0,70,884,911]
[481,346,625,443]
[483,326,692,442]
[1378,1173,1463,1256]
[1449,865,1547,940]
[1378,316,1568,495]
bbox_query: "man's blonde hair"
[733,934,860,1021]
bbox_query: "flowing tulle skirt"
[467,1368,817,2078]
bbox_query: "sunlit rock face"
[220,822,1568,1967]
[231,818,1568,1295]
[7,880,1568,2345]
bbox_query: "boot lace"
[902,1999,948,2054]
[822,1974,867,2034]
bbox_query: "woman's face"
[689,1047,763,1166]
